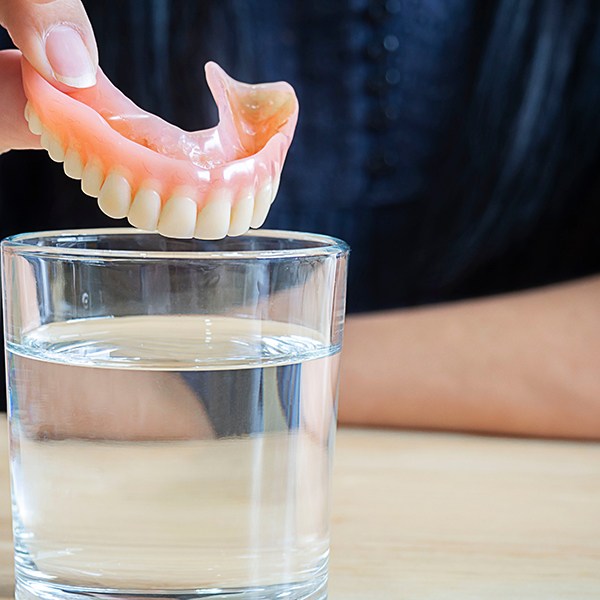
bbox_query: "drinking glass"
[2,228,349,600]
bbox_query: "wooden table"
[1,416,600,599]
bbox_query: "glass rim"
[1,227,350,261]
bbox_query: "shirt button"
[365,35,401,61]
[349,0,370,11]
[367,150,399,175]
[385,0,402,14]
[383,150,399,168]
[384,105,399,120]
[383,34,400,52]
[368,104,400,130]
[385,67,401,85]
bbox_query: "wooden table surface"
[1,415,600,599]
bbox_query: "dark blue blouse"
[1,0,600,314]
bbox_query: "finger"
[0,0,98,89]
[0,49,40,154]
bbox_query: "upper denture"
[21,58,299,239]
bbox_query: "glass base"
[15,576,328,600]
[14,538,328,600]
[15,577,327,600]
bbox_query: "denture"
[21,58,298,239]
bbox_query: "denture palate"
[22,59,298,239]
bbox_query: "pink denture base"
[21,58,299,206]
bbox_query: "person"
[1,0,599,439]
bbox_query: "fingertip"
[45,24,97,89]
[0,0,98,90]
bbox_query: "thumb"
[0,0,98,89]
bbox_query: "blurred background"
[1,0,600,411]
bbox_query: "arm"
[339,275,600,439]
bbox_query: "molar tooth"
[157,195,197,239]
[40,131,65,162]
[63,149,84,179]
[250,180,273,229]
[194,189,232,240]
[81,160,105,197]
[128,188,161,231]
[27,110,43,135]
[228,188,254,237]
[98,172,132,219]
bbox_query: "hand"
[0,0,98,154]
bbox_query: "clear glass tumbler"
[2,229,349,600]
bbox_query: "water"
[7,315,340,600]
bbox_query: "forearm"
[338,276,600,439]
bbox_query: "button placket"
[364,0,402,176]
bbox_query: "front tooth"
[27,110,43,135]
[63,149,84,179]
[40,130,65,162]
[98,172,132,219]
[157,195,197,238]
[128,188,161,231]
[81,160,105,197]
[48,138,65,162]
[271,173,281,203]
[228,188,254,236]
[24,103,31,123]
[194,189,232,240]
[250,180,273,228]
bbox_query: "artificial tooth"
[271,173,281,203]
[250,180,273,228]
[39,130,52,150]
[40,131,65,162]
[228,188,254,236]
[98,172,132,219]
[157,195,197,238]
[27,110,43,135]
[81,160,105,197]
[63,149,84,179]
[48,139,65,162]
[194,189,232,240]
[128,188,161,231]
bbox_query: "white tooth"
[39,130,51,150]
[194,189,232,240]
[157,196,197,238]
[48,139,65,162]
[228,188,254,237]
[98,172,132,219]
[63,149,84,179]
[128,188,161,231]
[40,131,65,162]
[271,173,281,203]
[24,102,31,123]
[81,160,105,197]
[250,180,273,229]
[27,110,43,135]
